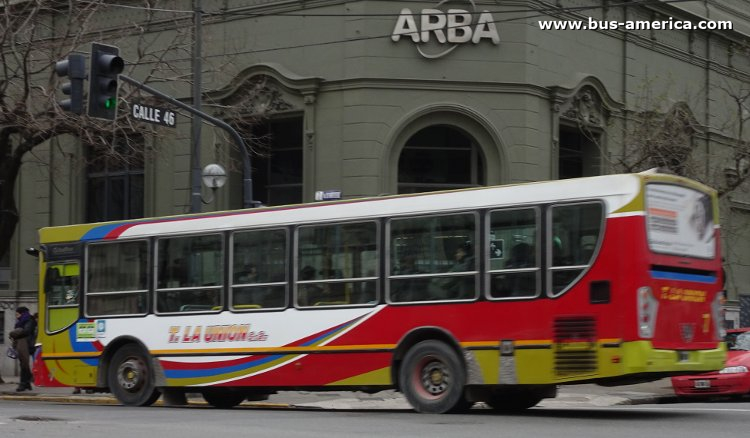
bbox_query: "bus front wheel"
[399,340,468,413]
[108,344,161,407]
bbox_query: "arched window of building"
[397,125,485,194]
[86,136,144,223]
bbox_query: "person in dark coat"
[9,306,37,392]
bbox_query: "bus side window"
[230,228,288,311]
[46,264,80,306]
[156,234,223,314]
[548,202,603,296]
[487,208,539,299]
[86,241,149,316]
[389,213,477,303]
[296,222,378,308]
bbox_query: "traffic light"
[88,43,124,120]
[54,54,86,114]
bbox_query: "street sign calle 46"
[132,103,176,127]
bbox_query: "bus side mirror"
[26,247,40,258]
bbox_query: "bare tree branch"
[0,0,199,261]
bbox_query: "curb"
[1,394,119,405]
[0,392,295,408]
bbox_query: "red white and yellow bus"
[34,171,726,413]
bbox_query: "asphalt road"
[2,398,750,438]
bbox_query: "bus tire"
[108,344,161,407]
[202,390,246,409]
[399,340,467,413]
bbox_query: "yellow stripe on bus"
[43,339,624,359]
[43,352,102,359]
[515,339,553,347]
[151,344,398,355]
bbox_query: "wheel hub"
[421,360,449,395]
[118,358,143,391]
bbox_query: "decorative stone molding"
[560,87,605,127]
[208,63,322,117]
[244,79,294,115]
[549,76,623,126]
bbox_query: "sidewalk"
[0,377,679,409]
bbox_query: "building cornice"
[319,77,552,99]
[208,62,322,101]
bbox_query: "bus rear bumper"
[619,341,727,375]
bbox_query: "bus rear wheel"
[108,344,161,407]
[399,340,468,413]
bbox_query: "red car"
[671,328,750,398]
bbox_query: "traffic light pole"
[119,74,257,209]
[191,0,203,214]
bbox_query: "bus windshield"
[645,183,715,259]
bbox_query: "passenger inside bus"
[430,243,474,300]
[505,243,533,269]
[298,265,323,306]
[491,243,536,298]
[391,252,424,302]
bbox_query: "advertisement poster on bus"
[645,184,715,258]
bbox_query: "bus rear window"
[645,184,715,259]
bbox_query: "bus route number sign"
[131,103,176,128]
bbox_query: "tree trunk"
[0,154,21,262]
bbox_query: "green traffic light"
[104,97,116,109]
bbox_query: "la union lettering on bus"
[167,324,269,343]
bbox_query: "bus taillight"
[637,286,659,338]
[711,292,726,341]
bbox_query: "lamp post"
[119,75,257,209]
[201,163,226,204]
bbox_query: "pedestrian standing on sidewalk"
[8,306,37,392]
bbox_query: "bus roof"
[38,171,716,244]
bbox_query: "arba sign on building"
[391,0,499,59]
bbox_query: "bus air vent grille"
[553,316,597,376]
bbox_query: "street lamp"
[201,163,227,204]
